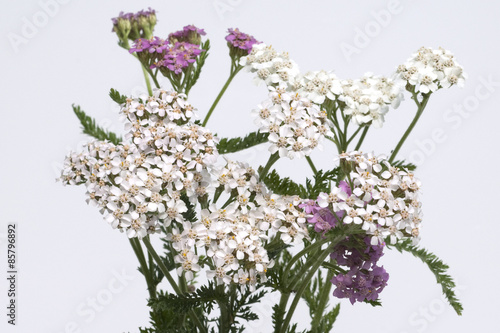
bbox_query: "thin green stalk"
[217,292,231,333]
[129,239,156,300]
[388,93,431,163]
[310,268,334,330]
[202,62,243,127]
[258,152,280,179]
[145,67,160,89]
[305,155,318,175]
[282,238,331,287]
[345,125,364,149]
[142,238,181,293]
[275,292,290,332]
[142,238,207,333]
[141,65,153,96]
[121,41,158,94]
[354,126,370,151]
[280,243,337,333]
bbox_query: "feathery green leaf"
[387,239,463,315]
[72,105,122,145]
[216,131,269,155]
[109,88,128,104]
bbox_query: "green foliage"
[216,131,269,155]
[264,248,298,293]
[261,168,340,199]
[232,287,267,324]
[266,237,291,260]
[392,159,417,171]
[262,170,307,197]
[185,40,210,95]
[304,169,340,199]
[109,88,127,104]
[387,239,463,315]
[364,299,382,307]
[139,305,202,333]
[149,282,225,314]
[180,193,198,223]
[272,304,287,332]
[308,304,340,333]
[72,105,122,145]
[302,270,340,333]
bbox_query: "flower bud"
[225,28,259,59]
[169,25,206,45]
[111,12,132,43]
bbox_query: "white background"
[1,0,498,332]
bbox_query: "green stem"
[141,65,153,96]
[202,63,243,127]
[388,93,430,163]
[282,238,331,287]
[305,155,318,175]
[345,125,364,149]
[310,268,334,330]
[142,238,207,333]
[354,126,370,151]
[129,239,156,300]
[142,238,181,293]
[218,291,231,333]
[280,243,337,333]
[258,152,280,180]
[146,68,161,89]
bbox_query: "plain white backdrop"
[1,0,498,332]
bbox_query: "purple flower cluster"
[111,8,156,26]
[111,8,157,40]
[300,181,351,234]
[169,25,206,45]
[300,202,338,233]
[129,26,205,76]
[129,37,168,54]
[330,238,389,304]
[154,42,203,75]
[225,28,259,56]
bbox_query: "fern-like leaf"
[216,131,269,155]
[109,88,127,104]
[261,169,307,197]
[387,239,463,315]
[149,282,226,314]
[391,160,417,171]
[72,105,122,145]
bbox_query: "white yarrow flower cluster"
[322,152,423,245]
[166,159,309,289]
[293,70,343,104]
[394,46,466,94]
[240,43,300,88]
[60,88,219,239]
[253,87,333,159]
[340,73,404,128]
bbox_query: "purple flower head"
[129,37,168,68]
[329,236,389,304]
[225,28,259,57]
[152,42,204,75]
[112,9,157,41]
[111,12,133,39]
[169,25,206,45]
[302,200,339,234]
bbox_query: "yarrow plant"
[60,8,465,333]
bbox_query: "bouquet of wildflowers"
[59,8,465,333]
